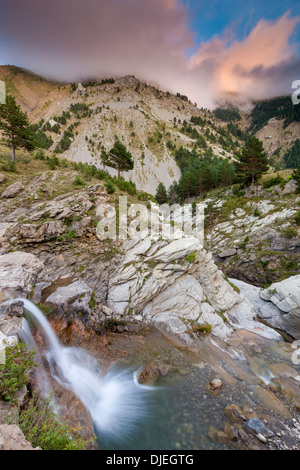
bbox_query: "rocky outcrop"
[45,280,93,315]
[0,251,43,296]
[231,277,300,339]
[206,188,300,286]
[107,230,281,343]
[1,181,24,198]
[0,424,40,450]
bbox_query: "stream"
[11,299,300,450]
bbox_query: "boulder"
[0,424,40,450]
[0,174,7,184]
[218,249,237,258]
[231,277,300,339]
[245,418,274,438]
[46,280,92,314]
[1,181,24,198]
[107,228,278,343]
[0,252,43,296]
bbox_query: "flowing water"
[6,299,300,450]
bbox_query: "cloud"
[0,1,299,108]
[190,12,300,104]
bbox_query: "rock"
[208,426,228,444]
[245,418,274,438]
[137,363,160,384]
[256,433,267,443]
[209,378,223,392]
[107,227,275,343]
[0,424,40,450]
[219,249,237,258]
[224,404,246,423]
[261,275,300,317]
[5,300,24,317]
[18,221,66,243]
[46,280,92,314]
[101,305,113,316]
[1,181,24,198]
[0,252,43,296]
[230,278,297,340]
[0,174,7,184]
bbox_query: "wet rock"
[245,418,274,438]
[256,433,267,443]
[5,300,24,318]
[208,426,228,444]
[137,363,160,384]
[1,181,24,198]
[224,404,246,423]
[209,379,223,392]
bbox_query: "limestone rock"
[46,280,92,314]
[0,424,40,450]
[1,181,24,198]
[219,249,237,258]
[0,174,7,184]
[0,251,43,296]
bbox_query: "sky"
[0,0,299,108]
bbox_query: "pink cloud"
[0,1,299,107]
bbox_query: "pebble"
[256,434,267,443]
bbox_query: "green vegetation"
[155,182,168,204]
[213,108,241,122]
[263,175,284,189]
[101,139,134,178]
[0,95,33,162]
[283,140,300,169]
[14,393,93,450]
[0,343,36,402]
[236,136,268,184]
[186,252,197,263]
[249,96,300,133]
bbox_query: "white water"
[9,299,153,442]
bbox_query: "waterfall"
[8,299,153,443]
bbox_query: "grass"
[7,393,94,450]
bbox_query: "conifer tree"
[236,136,268,184]
[102,139,134,178]
[0,95,33,163]
[155,182,168,204]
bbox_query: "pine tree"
[155,182,168,204]
[0,95,33,163]
[236,136,268,184]
[102,139,134,178]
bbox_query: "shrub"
[73,175,85,186]
[105,180,115,194]
[186,252,197,263]
[263,175,284,189]
[283,227,298,239]
[15,393,93,450]
[0,343,37,402]
[294,210,300,226]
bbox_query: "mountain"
[0,65,247,193]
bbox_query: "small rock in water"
[256,433,267,443]
[209,379,223,392]
[245,418,274,438]
[137,363,160,384]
